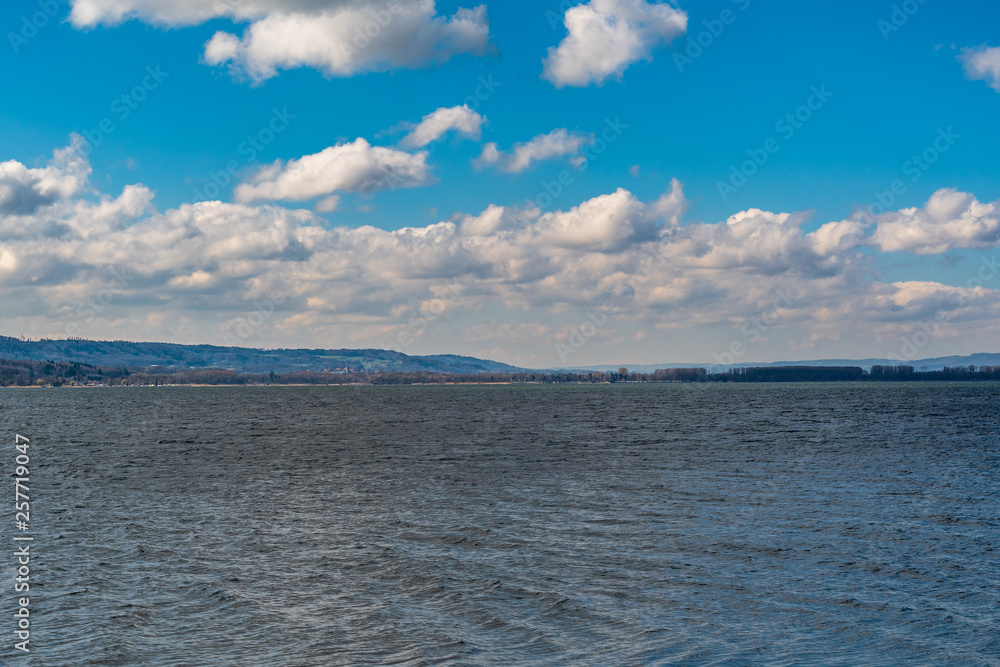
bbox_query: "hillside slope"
[0,337,522,375]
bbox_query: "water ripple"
[2,383,999,665]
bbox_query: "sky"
[1,0,1000,368]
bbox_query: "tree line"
[2,358,999,387]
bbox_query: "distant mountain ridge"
[564,353,1000,374]
[0,336,523,375]
[2,336,996,375]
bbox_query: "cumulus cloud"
[960,45,1000,92]
[476,129,594,173]
[543,0,687,88]
[811,219,866,257]
[0,136,91,216]
[399,105,485,149]
[530,188,657,251]
[205,2,490,82]
[234,138,431,204]
[458,184,675,253]
[70,1,492,82]
[0,171,57,217]
[871,189,1000,254]
[70,0,250,26]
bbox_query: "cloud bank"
[4,139,1000,364]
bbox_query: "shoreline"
[4,380,998,389]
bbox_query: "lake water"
[2,383,999,665]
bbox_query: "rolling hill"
[0,336,523,375]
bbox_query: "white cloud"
[203,2,491,83]
[69,1,492,83]
[811,219,866,257]
[400,105,485,149]
[530,187,656,251]
[960,45,1000,92]
[315,195,341,213]
[476,143,501,167]
[234,138,431,204]
[647,177,687,227]
[542,0,687,88]
[871,188,1000,254]
[476,129,594,173]
[0,135,90,216]
[70,0,222,26]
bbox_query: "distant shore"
[4,355,1000,387]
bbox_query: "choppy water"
[2,383,999,665]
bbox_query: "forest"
[2,358,999,387]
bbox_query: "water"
[2,383,999,665]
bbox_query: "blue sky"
[2,0,1000,367]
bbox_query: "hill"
[0,336,522,375]
[3,335,998,377]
